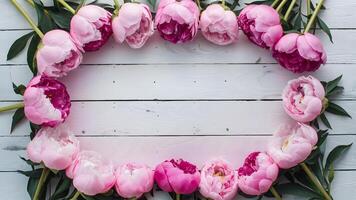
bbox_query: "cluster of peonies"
[238,4,327,73]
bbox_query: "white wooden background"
[0,0,355,199]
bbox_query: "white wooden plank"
[1,0,356,29]
[0,135,354,171]
[1,30,356,65]
[1,64,355,101]
[1,101,354,136]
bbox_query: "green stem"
[284,0,297,21]
[307,0,312,16]
[304,0,325,33]
[270,186,282,200]
[75,0,87,13]
[176,194,181,200]
[222,0,225,7]
[57,0,76,14]
[195,0,202,10]
[271,0,280,8]
[113,0,120,16]
[300,163,332,200]
[70,190,81,200]
[276,0,288,12]
[33,167,50,200]
[10,0,44,38]
[0,102,24,112]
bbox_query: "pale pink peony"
[112,3,154,48]
[23,76,71,127]
[155,0,200,43]
[237,152,279,195]
[70,5,112,51]
[27,125,79,170]
[200,4,239,45]
[282,75,326,122]
[238,5,283,48]
[66,151,115,196]
[199,159,238,200]
[268,122,318,169]
[115,163,154,198]
[154,159,200,194]
[36,30,82,78]
[272,33,327,73]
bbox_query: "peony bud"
[200,4,239,46]
[24,75,71,127]
[237,152,279,195]
[115,163,154,198]
[268,122,318,169]
[154,159,200,194]
[27,125,79,170]
[282,75,326,122]
[155,0,200,43]
[272,33,327,73]
[199,159,238,200]
[70,5,113,51]
[66,151,115,196]
[36,30,82,78]
[112,3,154,48]
[238,5,283,49]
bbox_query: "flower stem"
[307,0,312,16]
[195,0,202,10]
[33,167,50,200]
[304,0,325,33]
[10,0,44,38]
[300,163,332,200]
[270,186,282,200]
[57,0,76,14]
[284,0,297,21]
[113,0,120,16]
[0,102,24,113]
[271,0,280,8]
[176,194,181,200]
[69,190,81,200]
[276,0,288,12]
[222,0,226,7]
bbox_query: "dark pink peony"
[272,33,327,73]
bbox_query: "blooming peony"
[36,30,82,78]
[155,0,200,43]
[272,33,327,73]
[200,4,239,45]
[24,75,71,127]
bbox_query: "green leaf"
[317,17,333,43]
[326,102,352,118]
[17,169,42,178]
[325,75,342,94]
[327,164,335,184]
[48,10,72,30]
[50,175,72,200]
[276,183,321,198]
[319,113,332,129]
[327,86,344,97]
[12,83,26,96]
[27,176,39,199]
[27,34,41,75]
[7,32,34,60]
[11,108,25,133]
[324,143,352,173]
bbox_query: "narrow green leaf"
[324,143,352,173]
[326,75,342,94]
[50,175,72,200]
[7,32,34,60]
[317,17,333,43]
[27,34,41,75]
[276,183,321,198]
[319,113,332,129]
[326,102,352,118]
[48,10,72,30]
[11,108,25,133]
[327,86,344,97]
[12,83,26,95]
[327,164,335,184]
[27,177,39,199]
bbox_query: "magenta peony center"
[238,14,267,49]
[157,19,193,44]
[83,16,113,51]
[170,159,197,174]
[238,152,260,176]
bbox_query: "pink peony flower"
[155,0,200,43]
[66,151,115,196]
[237,152,279,195]
[268,122,318,169]
[36,30,82,78]
[115,163,154,198]
[199,159,238,200]
[282,75,326,122]
[272,33,327,73]
[27,125,79,170]
[24,75,71,127]
[238,5,283,48]
[200,4,239,45]
[154,159,200,194]
[112,3,154,48]
[70,5,112,51]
